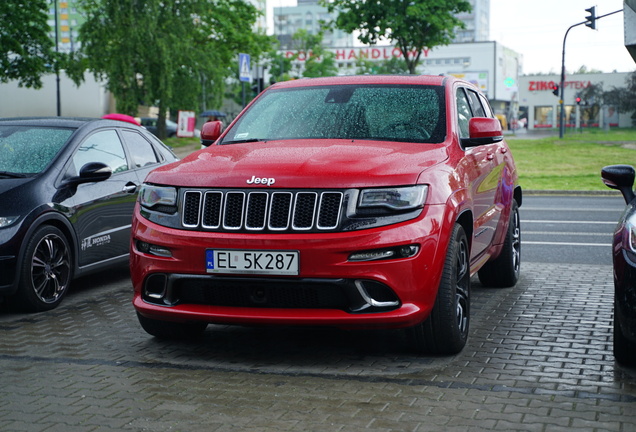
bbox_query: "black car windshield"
[221,84,446,144]
[0,126,74,175]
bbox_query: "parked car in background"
[601,164,636,366]
[131,75,522,354]
[0,117,178,312]
[140,117,178,138]
[140,117,200,139]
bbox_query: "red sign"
[528,80,592,91]
[284,47,430,62]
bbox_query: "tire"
[12,225,73,312]
[614,301,636,366]
[478,200,521,288]
[137,312,207,339]
[409,223,470,354]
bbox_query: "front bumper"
[131,203,450,329]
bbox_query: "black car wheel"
[478,200,521,288]
[614,300,636,366]
[409,223,470,354]
[14,225,72,312]
[137,313,207,339]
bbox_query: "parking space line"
[524,220,617,225]
[524,240,610,247]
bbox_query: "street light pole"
[559,8,623,138]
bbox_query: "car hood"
[146,140,449,188]
[0,177,33,195]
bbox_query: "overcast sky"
[267,0,635,75]
[490,0,634,74]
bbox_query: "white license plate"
[206,249,299,275]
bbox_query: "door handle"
[123,183,137,193]
[486,153,494,161]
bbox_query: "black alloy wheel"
[409,223,470,354]
[14,225,72,312]
[478,200,521,288]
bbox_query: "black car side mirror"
[65,162,112,186]
[601,164,636,204]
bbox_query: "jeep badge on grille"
[247,176,276,186]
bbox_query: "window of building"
[534,106,554,128]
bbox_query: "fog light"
[348,245,419,262]
[349,250,395,261]
[398,245,419,258]
[136,240,172,257]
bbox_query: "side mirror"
[462,117,504,147]
[65,162,112,185]
[201,121,223,147]
[601,164,636,204]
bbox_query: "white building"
[0,73,111,118]
[518,72,633,130]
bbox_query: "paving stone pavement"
[0,262,635,431]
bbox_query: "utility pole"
[558,7,623,138]
[53,0,61,116]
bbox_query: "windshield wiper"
[222,138,266,145]
[0,171,28,178]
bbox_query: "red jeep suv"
[130,75,521,354]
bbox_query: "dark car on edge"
[0,117,178,312]
[602,164,636,366]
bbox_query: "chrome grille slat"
[202,191,222,228]
[292,192,317,230]
[182,189,343,232]
[223,192,245,229]
[182,191,202,227]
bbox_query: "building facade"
[454,0,490,42]
[47,0,83,53]
[274,0,354,49]
[518,72,633,130]
[273,0,491,48]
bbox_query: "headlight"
[139,184,177,210]
[358,185,427,211]
[0,216,19,228]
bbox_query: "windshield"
[0,126,74,175]
[221,84,446,144]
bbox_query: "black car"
[601,164,636,366]
[0,117,178,312]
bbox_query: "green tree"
[604,71,636,126]
[355,57,410,75]
[264,41,294,84]
[290,29,338,78]
[0,0,61,88]
[578,71,636,127]
[322,0,471,74]
[71,0,271,138]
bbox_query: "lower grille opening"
[175,277,350,310]
[142,274,402,314]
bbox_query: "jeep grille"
[182,189,344,232]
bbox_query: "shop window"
[534,106,553,128]
[556,105,576,128]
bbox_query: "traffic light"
[552,84,559,96]
[576,96,582,105]
[585,6,596,30]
